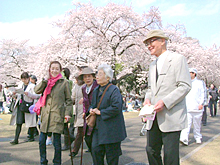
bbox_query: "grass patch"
[0,114,28,138]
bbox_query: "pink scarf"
[33,73,62,115]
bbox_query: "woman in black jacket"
[89,64,127,165]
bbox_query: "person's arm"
[71,85,76,105]
[25,84,41,100]
[64,81,73,121]
[143,67,152,106]
[198,81,205,110]
[162,55,191,110]
[98,87,123,121]
[34,80,47,94]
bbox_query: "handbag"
[86,114,96,128]
[86,84,112,128]
[19,94,34,113]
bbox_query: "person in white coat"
[10,72,40,144]
[180,68,205,145]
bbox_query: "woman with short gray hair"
[97,64,114,82]
[89,64,127,165]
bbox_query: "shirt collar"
[157,50,168,61]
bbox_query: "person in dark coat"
[89,64,127,165]
[209,84,219,117]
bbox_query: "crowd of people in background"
[0,29,220,165]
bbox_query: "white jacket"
[10,82,40,127]
[186,77,205,112]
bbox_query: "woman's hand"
[90,108,101,115]
[44,70,50,80]
[65,115,71,122]
[79,98,83,104]
[89,109,96,115]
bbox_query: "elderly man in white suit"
[143,29,191,165]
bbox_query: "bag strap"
[97,83,112,109]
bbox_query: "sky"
[0,0,220,47]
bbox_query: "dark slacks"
[209,100,217,116]
[92,129,122,165]
[146,118,181,165]
[202,105,207,125]
[39,132,61,165]
[72,127,83,153]
[85,134,92,151]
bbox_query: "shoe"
[25,138,35,142]
[34,132,39,137]
[10,140,18,145]
[196,139,202,144]
[62,145,70,151]
[85,149,91,152]
[46,138,52,145]
[69,152,77,157]
[180,139,188,146]
[203,123,206,126]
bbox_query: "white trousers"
[180,111,203,141]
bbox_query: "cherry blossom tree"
[1,2,219,91]
[0,39,35,85]
[53,2,162,84]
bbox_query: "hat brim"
[143,36,169,44]
[78,73,95,80]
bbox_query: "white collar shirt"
[86,84,93,94]
[156,50,169,75]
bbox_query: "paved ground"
[0,111,220,165]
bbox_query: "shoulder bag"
[19,94,33,113]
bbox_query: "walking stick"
[80,118,85,165]
[66,122,73,165]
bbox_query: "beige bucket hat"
[143,29,169,44]
[78,67,95,80]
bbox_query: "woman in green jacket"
[34,61,73,165]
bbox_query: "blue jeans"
[39,132,61,165]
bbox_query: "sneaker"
[196,139,202,144]
[180,139,188,146]
[46,138,52,145]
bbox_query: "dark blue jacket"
[89,84,127,145]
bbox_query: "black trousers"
[202,105,207,125]
[146,118,181,165]
[92,130,122,165]
[85,134,92,151]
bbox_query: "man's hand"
[198,105,203,110]
[154,100,165,112]
[143,99,151,106]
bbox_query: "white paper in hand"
[139,105,156,120]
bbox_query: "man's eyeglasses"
[145,38,160,46]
